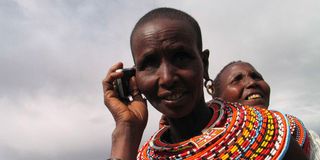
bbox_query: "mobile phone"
[115,68,135,101]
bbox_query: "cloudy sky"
[1,0,319,159]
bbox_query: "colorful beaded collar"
[138,99,291,160]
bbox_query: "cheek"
[261,82,271,97]
[220,86,241,102]
[136,73,156,97]
[184,69,203,91]
[188,61,204,84]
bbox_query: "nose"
[158,62,177,88]
[244,76,257,88]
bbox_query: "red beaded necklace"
[137,99,291,160]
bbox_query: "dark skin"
[216,62,307,159]
[103,62,147,159]
[103,18,307,159]
[159,62,270,128]
[217,62,270,109]
[103,18,211,159]
[158,62,308,159]
[132,18,212,143]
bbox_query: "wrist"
[111,123,145,160]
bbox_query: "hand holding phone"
[103,62,148,160]
[115,68,136,102]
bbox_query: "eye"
[251,72,263,80]
[175,52,188,61]
[137,54,159,71]
[172,51,193,65]
[231,74,243,84]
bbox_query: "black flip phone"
[115,68,136,101]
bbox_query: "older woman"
[212,61,270,109]
[212,61,320,159]
[103,8,307,159]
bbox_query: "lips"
[159,88,187,103]
[242,91,268,107]
[164,92,183,100]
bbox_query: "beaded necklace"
[286,114,307,146]
[137,99,290,160]
[286,114,310,156]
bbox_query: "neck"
[165,97,212,143]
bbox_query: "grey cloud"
[1,1,319,159]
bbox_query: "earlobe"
[201,49,210,79]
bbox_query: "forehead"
[131,18,198,57]
[222,63,257,77]
[133,18,196,40]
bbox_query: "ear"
[201,49,210,80]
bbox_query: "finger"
[103,62,123,84]
[129,76,145,102]
[104,89,130,120]
[102,62,128,113]
[102,62,123,93]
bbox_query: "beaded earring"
[204,78,215,96]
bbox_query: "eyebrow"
[229,72,242,80]
[139,50,156,63]
[252,71,263,78]
[136,50,159,69]
[231,72,241,77]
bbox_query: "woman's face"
[131,18,207,118]
[217,63,270,108]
